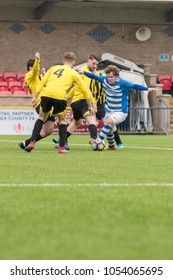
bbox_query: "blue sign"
[159,54,169,61]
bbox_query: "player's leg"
[53,118,82,150]
[99,115,113,142]
[24,97,60,152]
[41,119,55,137]
[114,130,124,149]
[24,110,49,152]
[52,108,74,145]
[29,116,55,143]
[97,104,115,145]
[66,118,81,138]
[97,104,116,148]
[85,114,98,143]
[65,118,81,149]
[105,131,117,150]
[57,113,67,153]
[51,99,68,153]
[19,120,54,150]
[18,105,42,150]
[69,99,98,145]
[105,112,127,150]
[19,106,55,150]
[80,100,97,143]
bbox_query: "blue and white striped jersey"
[83,71,148,114]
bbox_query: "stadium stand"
[9,81,23,94]
[0,90,12,96]
[13,90,27,96]
[4,72,17,83]
[0,72,4,82]
[0,81,9,91]
[17,72,25,84]
[22,82,29,94]
[158,74,172,94]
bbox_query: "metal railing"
[53,107,172,135]
[118,107,171,135]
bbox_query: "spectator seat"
[0,81,9,91]
[158,75,172,93]
[22,82,30,94]
[17,72,25,84]
[9,81,22,94]
[13,90,27,96]
[0,90,12,96]
[4,72,17,83]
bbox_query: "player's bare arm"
[67,97,73,107]
[92,102,98,113]
[85,98,94,114]
[77,69,84,74]
[31,91,40,108]
[148,87,157,92]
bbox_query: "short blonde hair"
[63,52,76,62]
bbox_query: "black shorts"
[96,103,105,120]
[71,99,89,120]
[36,105,55,122]
[40,96,66,115]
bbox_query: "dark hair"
[27,59,35,71]
[88,54,100,62]
[104,65,120,76]
[63,52,76,61]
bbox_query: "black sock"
[59,124,67,147]
[25,134,43,146]
[36,134,43,142]
[114,130,122,145]
[31,119,44,141]
[66,131,71,141]
[89,124,97,139]
[25,138,31,146]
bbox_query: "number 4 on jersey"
[53,69,64,78]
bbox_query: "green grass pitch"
[0,134,173,260]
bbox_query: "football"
[91,138,105,151]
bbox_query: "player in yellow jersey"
[53,54,123,150]
[18,52,55,150]
[24,52,93,154]
[53,54,99,149]
[40,67,46,79]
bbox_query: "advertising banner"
[0,107,103,135]
[0,108,38,135]
[53,109,103,134]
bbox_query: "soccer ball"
[91,139,105,151]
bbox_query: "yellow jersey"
[67,65,102,104]
[25,58,41,106]
[36,64,90,101]
[25,58,40,96]
[93,72,105,105]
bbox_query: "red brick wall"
[0,21,172,76]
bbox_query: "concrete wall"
[0,3,169,24]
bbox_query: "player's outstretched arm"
[77,69,84,74]
[148,87,157,92]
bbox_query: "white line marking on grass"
[125,145,173,151]
[1,139,173,151]
[0,183,173,187]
